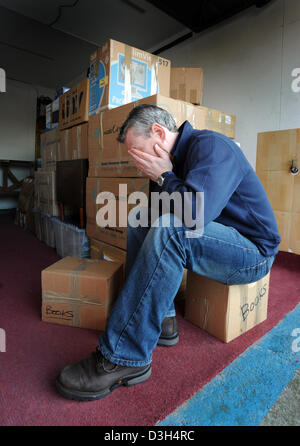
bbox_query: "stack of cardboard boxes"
[42,38,268,344]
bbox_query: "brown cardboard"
[90,238,127,289]
[170,67,203,105]
[40,129,61,170]
[60,123,88,161]
[59,128,72,161]
[89,39,171,114]
[41,256,123,331]
[34,170,59,216]
[88,94,236,178]
[256,129,300,255]
[185,272,270,343]
[41,142,60,171]
[86,177,149,250]
[59,78,89,130]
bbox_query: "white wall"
[160,0,300,168]
[0,78,55,209]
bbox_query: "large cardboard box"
[256,129,300,255]
[60,123,88,161]
[41,128,61,171]
[41,256,123,331]
[88,94,236,177]
[170,67,203,105]
[59,78,89,130]
[86,177,149,250]
[34,170,59,216]
[185,272,270,343]
[89,39,171,116]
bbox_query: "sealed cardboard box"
[41,256,123,330]
[59,78,89,130]
[60,123,88,161]
[41,128,60,147]
[89,39,171,116]
[41,129,61,170]
[170,67,203,105]
[88,94,236,177]
[59,128,72,161]
[185,272,270,343]
[34,170,59,216]
[90,238,127,265]
[256,129,300,255]
[90,238,127,288]
[86,177,149,250]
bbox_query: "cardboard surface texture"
[34,170,59,216]
[86,177,149,250]
[256,129,300,255]
[60,123,88,160]
[89,39,171,115]
[88,94,236,177]
[185,272,270,343]
[170,67,203,105]
[59,78,89,130]
[41,256,123,331]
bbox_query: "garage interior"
[0,0,300,427]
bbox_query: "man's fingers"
[129,149,155,162]
[154,144,168,159]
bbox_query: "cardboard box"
[60,123,88,161]
[256,129,300,255]
[185,272,270,343]
[59,78,89,130]
[88,94,236,177]
[46,98,60,130]
[170,67,203,105]
[18,177,34,213]
[89,39,171,116]
[86,177,149,250]
[90,238,127,288]
[34,170,59,216]
[41,256,123,331]
[40,128,61,170]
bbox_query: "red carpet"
[0,211,300,426]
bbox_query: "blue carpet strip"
[157,303,300,426]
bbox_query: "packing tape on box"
[98,112,104,154]
[77,125,82,158]
[124,44,132,104]
[65,131,69,160]
[150,57,158,96]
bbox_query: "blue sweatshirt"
[156,121,281,257]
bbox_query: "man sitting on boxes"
[56,104,281,401]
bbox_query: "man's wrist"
[156,171,173,187]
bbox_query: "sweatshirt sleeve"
[161,133,246,226]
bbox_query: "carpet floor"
[0,212,299,426]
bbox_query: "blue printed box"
[88,39,171,116]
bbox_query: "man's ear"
[151,123,165,141]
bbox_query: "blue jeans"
[98,214,275,367]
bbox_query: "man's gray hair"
[117,104,178,143]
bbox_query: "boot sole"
[157,333,179,347]
[55,365,152,402]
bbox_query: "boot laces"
[94,346,118,373]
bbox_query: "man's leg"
[125,224,176,318]
[99,215,275,366]
[56,215,275,400]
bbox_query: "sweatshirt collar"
[170,121,194,167]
